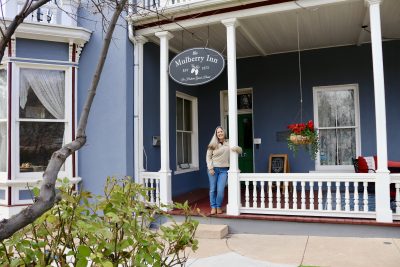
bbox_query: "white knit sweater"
[206,140,242,170]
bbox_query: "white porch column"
[222,18,241,216]
[155,31,173,206]
[133,36,147,184]
[366,0,392,222]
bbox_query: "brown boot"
[210,208,216,215]
[216,208,223,214]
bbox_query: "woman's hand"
[209,169,215,176]
[231,146,243,154]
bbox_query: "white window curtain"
[20,69,65,119]
[317,89,356,166]
[0,123,6,172]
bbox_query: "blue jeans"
[208,167,228,208]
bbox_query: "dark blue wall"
[16,39,69,61]
[143,41,400,196]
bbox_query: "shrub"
[0,177,198,266]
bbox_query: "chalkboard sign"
[268,154,289,173]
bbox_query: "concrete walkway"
[185,234,400,267]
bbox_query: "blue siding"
[383,41,400,160]
[143,40,400,196]
[16,38,69,61]
[19,189,32,200]
[77,9,134,195]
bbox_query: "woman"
[206,126,242,215]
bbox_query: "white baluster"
[150,178,155,203]
[335,182,341,211]
[363,181,369,212]
[318,182,323,210]
[293,181,298,210]
[309,181,314,210]
[268,181,273,208]
[301,181,306,210]
[284,181,289,210]
[143,178,149,202]
[276,181,281,209]
[156,179,160,205]
[395,182,400,214]
[327,181,332,211]
[261,181,265,209]
[345,181,350,212]
[245,181,250,208]
[354,182,359,212]
[253,181,258,208]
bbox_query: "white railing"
[239,173,379,219]
[9,0,80,27]
[19,0,59,24]
[137,0,204,11]
[390,174,400,220]
[140,171,161,205]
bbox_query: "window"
[0,69,7,175]
[176,92,198,172]
[313,84,360,170]
[17,66,71,176]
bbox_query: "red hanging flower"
[287,120,319,160]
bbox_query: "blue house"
[0,0,399,224]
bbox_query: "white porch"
[130,0,400,223]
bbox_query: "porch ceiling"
[148,0,400,58]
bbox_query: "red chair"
[353,156,398,199]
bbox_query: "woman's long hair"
[207,126,225,150]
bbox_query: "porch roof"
[131,0,400,58]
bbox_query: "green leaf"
[76,258,88,267]
[32,187,40,197]
[77,245,91,257]
[102,261,113,267]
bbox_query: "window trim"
[175,91,198,173]
[313,84,361,171]
[12,62,73,179]
[0,67,8,178]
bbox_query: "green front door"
[238,114,253,173]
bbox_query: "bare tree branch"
[0,0,129,241]
[0,0,51,62]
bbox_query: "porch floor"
[169,188,400,227]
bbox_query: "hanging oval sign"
[169,47,225,86]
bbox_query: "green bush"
[0,177,198,266]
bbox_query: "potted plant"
[287,120,319,160]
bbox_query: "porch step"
[162,222,228,239]
[195,224,229,239]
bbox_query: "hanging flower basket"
[287,120,319,160]
[289,134,311,145]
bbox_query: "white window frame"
[220,88,253,135]
[11,62,73,180]
[175,91,199,174]
[313,84,361,172]
[0,67,8,180]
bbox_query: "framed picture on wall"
[237,93,252,110]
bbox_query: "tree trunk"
[0,0,129,241]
